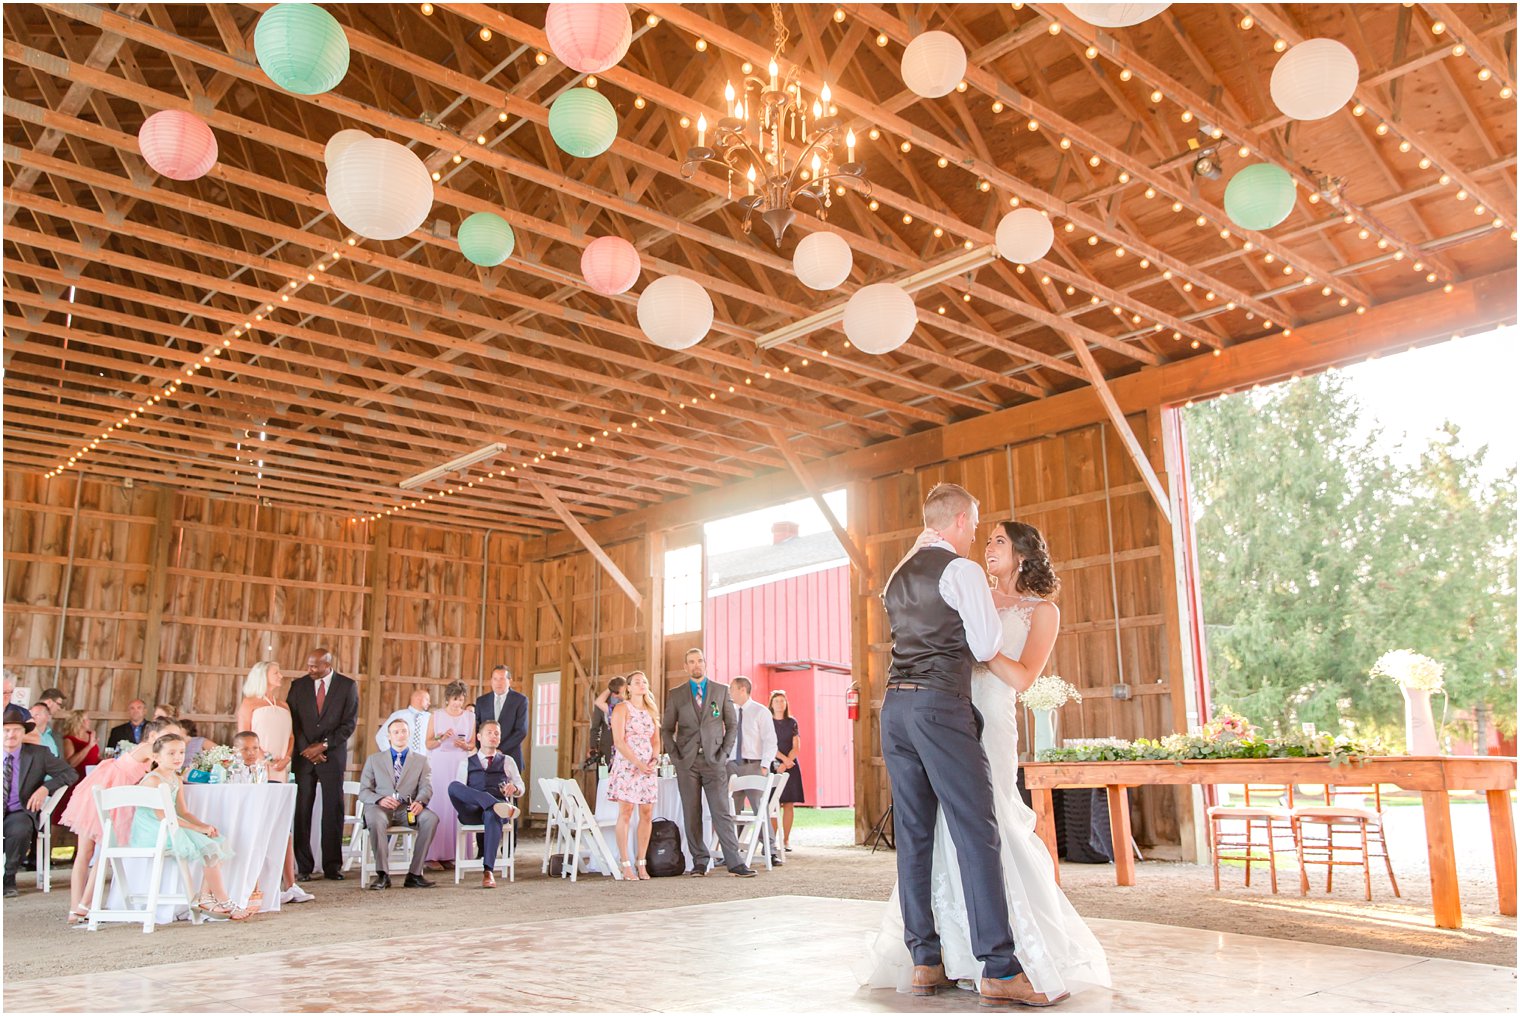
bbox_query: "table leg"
[1487,789,1516,917]
[1031,788,1060,885]
[1420,789,1462,929]
[1107,785,1135,887]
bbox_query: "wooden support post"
[136,488,174,705]
[1063,335,1172,523]
[767,427,871,579]
[557,574,575,779]
[359,518,391,762]
[527,476,643,610]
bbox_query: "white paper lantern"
[1270,39,1359,121]
[995,209,1055,264]
[636,276,713,350]
[844,284,916,355]
[792,232,854,291]
[900,31,967,99]
[1063,3,1171,28]
[325,137,434,241]
[324,128,369,168]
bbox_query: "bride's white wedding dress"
[859,601,1111,997]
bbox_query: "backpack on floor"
[645,819,684,877]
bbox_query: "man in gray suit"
[358,718,439,890]
[660,648,756,877]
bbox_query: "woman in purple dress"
[606,670,661,882]
[424,680,476,865]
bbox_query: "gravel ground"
[5,803,1512,982]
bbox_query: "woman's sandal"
[636,860,651,881]
[620,861,637,882]
[66,904,90,926]
[192,893,234,920]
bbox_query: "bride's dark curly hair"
[997,520,1060,598]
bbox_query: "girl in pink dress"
[606,671,661,882]
[59,717,183,924]
[423,681,476,864]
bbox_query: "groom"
[880,483,1060,1007]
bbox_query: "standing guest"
[446,720,523,888]
[152,703,180,722]
[3,705,78,898]
[288,648,359,882]
[769,691,805,852]
[376,688,431,754]
[727,678,778,826]
[131,734,249,919]
[358,719,438,890]
[474,666,529,772]
[58,709,100,776]
[27,702,60,758]
[58,717,183,922]
[106,699,149,749]
[607,671,661,881]
[38,689,67,713]
[589,676,627,768]
[236,661,293,781]
[424,681,475,867]
[661,649,755,877]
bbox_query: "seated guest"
[181,718,210,762]
[57,709,99,779]
[107,699,150,749]
[26,702,60,757]
[358,719,438,890]
[590,676,626,768]
[446,719,523,889]
[3,705,78,898]
[375,688,431,754]
[226,731,269,784]
[1,672,27,722]
[38,689,67,713]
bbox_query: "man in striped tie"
[375,688,432,754]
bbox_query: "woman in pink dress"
[606,671,661,882]
[423,680,476,865]
[59,716,182,924]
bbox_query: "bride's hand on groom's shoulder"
[911,527,940,552]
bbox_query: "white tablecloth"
[107,783,297,922]
[590,775,715,873]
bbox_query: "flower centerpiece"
[1370,649,1445,754]
[187,744,237,784]
[1036,706,1385,765]
[1019,675,1082,755]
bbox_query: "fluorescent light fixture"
[755,244,999,349]
[399,442,506,490]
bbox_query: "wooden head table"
[1021,756,1516,930]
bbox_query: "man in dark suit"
[4,704,78,897]
[660,649,755,877]
[105,699,148,749]
[288,647,359,881]
[473,666,529,772]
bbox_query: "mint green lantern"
[255,3,350,96]
[548,88,618,158]
[458,212,516,267]
[1224,163,1296,231]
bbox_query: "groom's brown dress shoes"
[978,973,1068,1008]
[910,964,956,997]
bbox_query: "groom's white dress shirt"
[375,707,431,754]
[924,538,1005,662]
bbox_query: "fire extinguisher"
[846,682,860,721]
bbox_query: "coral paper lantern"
[844,284,916,355]
[548,88,619,158]
[792,232,853,291]
[636,276,713,350]
[581,236,641,295]
[324,128,369,169]
[138,110,218,181]
[254,3,350,96]
[458,212,517,267]
[325,137,434,241]
[1224,164,1297,231]
[995,209,1055,264]
[545,3,633,74]
[900,31,967,99]
[1270,39,1359,121]
[1063,4,1171,28]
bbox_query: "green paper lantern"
[458,212,516,267]
[254,3,350,96]
[1224,163,1296,231]
[548,88,618,158]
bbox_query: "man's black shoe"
[729,865,758,878]
[323,872,345,881]
[367,873,391,890]
[404,873,436,888]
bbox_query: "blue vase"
[1032,709,1058,757]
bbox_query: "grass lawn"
[789,806,855,828]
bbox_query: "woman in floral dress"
[606,671,661,882]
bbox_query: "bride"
[860,519,1111,999]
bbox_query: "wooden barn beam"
[1416,5,1516,106]
[527,475,643,611]
[766,427,871,580]
[1060,335,1171,522]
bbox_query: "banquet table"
[1021,755,1517,929]
[107,782,297,923]
[590,775,714,873]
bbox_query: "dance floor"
[5,895,1514,1013]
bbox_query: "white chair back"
[35,783,69,893]
[341,779,364,872]
[88,782,203,932]
[539,777,569,873]
[728,772,777,869]
[555,778,622,881]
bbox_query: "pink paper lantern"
[138,109,218,181]
[581,236,641,296]
[545,3,632,74]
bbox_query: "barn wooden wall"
[2,472,527,765]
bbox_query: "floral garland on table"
[190,745,237,772]
[1370,649,1445,692]
[1036,707,1383,766]
[1019,675,1082,712]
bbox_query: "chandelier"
[681,4,869,246]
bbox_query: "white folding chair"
[35,784,69,893]
[455,810,518,884]
[358,808,418,882]
[768,771,790,853]
[730,772,778,870]
[555,779,622,881]
[87,784,204,933]
[341,780,364,872]
[539,777,569,874]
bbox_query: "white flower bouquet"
[190,744,237,772]
[1020,675,1082,712]
[1370,650,1445,692]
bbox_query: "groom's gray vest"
[885,546,975,699]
